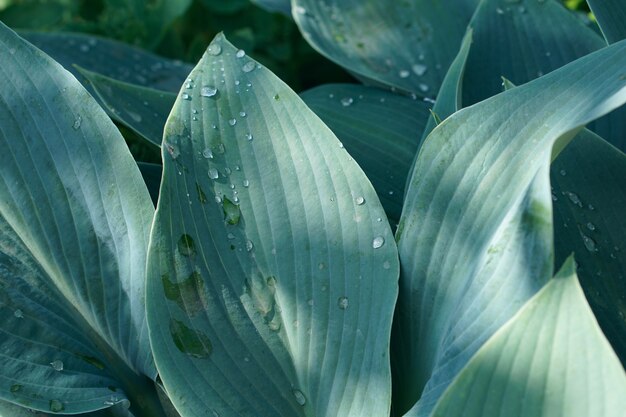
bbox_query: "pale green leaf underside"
[146,35,399,417]
[432,258,626,417]
[22,31,192,93]
[587,0,626,44]
[0,23,155,413]
[301,83,430,225]
[292,0,478,95]
[395,37,626,416]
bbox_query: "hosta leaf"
[250,0,291,16]
[461,0,626,364]
[551,130,626,363]
[146,34,399,417]
[395,38,626,416]
[0,23,163,415]
[22,31,192,92]
[78,67,176,147]
[292,0,479,95]
[587,0,626,44]
[301,84,430,226]
[431,258,626,417]
[0,398,133,417]
[462,0,626,152]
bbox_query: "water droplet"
[383,261,391,270]
[496,7,505,14]
[586,222,596,231]
[565,191,583,207]
[242,179,249,187]
[399,69,410,78]
[202,148,214,159]
[245,133,253,141]
[201,86,218,97]
[246,240,254,252]
[185,81,193,89]
[182,93,191,100]
[294,5,307,15]
[236,49,246,58]
[13,309,23,318]
[337,296,349,310]
[418,83,429,92]
[559,169,567,176]
[292,389,307,406]
[72,115,82,130]
[50,360,64,371]
[242,61,256,73]
[239,111,247,117]
[580,231,598,252]
[372,236,385,249]
[207,43,222,56]
[340,97,353,107]
[50,400,65,412]
[355,196,365,205]
[228,118,237,126]
[412,63,428,76]
[208,168,219,180]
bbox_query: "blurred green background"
[0,0,594,93]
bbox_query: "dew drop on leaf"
[373,236,385,249]
[228,118,237,126]
[337,296,349,310]
[207,43,222,56]
[292,389,307,406]
[355,196,365,205]
[242,61,256,73]
[13,309,23,318]
[340,97,354,107]
[208,168,219,179]
[236,49,245,58]
[202,148,214,159]
[50,360,64,371]
[201,86,218,97]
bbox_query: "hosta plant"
[1,0,626,416]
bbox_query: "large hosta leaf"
[459,0,626,364]
[146,34,399,417]
[394,37,626,416]
[292,0,479,95]
[462,0,626,151]
[431,258,626,417]
[23,31,192,93]
[0,23,163,415]
[587,0,626,44]
[301,84,430,225]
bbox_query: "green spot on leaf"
[177,234,196,257]
[74,353,106,370]
[196,182,208,204]
[169,319,212,359]
[274,94,280,101]
[49,399,64,412]
[162,272,207,316]
[223,197,241,225]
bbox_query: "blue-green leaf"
[301,84,430,225]
[292,0,479,95]
[587,0,626,44]
[395,37,626,416]
[22,31,192,92]
[146,34,399,417]
[0,22,163,416]
[431,257,626,417]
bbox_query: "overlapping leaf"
[431,257,626,417]
[394,36,626,416]
[301,84,430,225]
[0,23,163,415]
[23,31,192,92]
[459,0,626,363]
[587,0,626,44]
[146,35,399,417]
[292,0,479,95]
